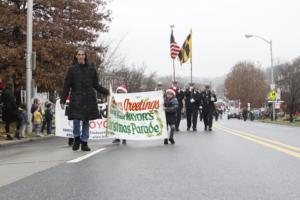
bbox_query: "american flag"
[170,30,180,59]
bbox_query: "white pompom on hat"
[116,85,127,93]
[166,88,176,96]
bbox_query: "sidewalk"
[0,134,56,147]
[0,120,56,147]
[259,118,300,127]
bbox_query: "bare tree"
[276,58,300,122]
[0,0,111,92]
[225,61,267,108]
[110,64,156,92]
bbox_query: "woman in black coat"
[60,48,109,151]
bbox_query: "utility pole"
[26,0,33,132]
[245,34,276,120]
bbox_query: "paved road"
[0,119,300,200]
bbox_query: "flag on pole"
[170,30,180,59]
[178,31,192,64]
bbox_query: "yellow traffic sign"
[269,90,276,101]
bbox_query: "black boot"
[164,139,168,144]
[81,141,91,151]
[122,139,127,144]
[112,139,120,144]
[169,138,175,144]
[6,134,13,140]
[72,137,81,151]
[14,131,21,140]
[68,138,74,146]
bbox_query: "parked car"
[227,112,241,119]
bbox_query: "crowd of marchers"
[155,81,217,133]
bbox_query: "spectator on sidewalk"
[19,104,29,138]
[33,105,43,137]
[41,102,48,134]
[1,80,21,140]
[0,77,4,103]
[44,103,53,135]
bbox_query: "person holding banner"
[60,48,109,151]
[112,84,128,144]
[164,88,178,144]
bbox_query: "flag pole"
[170,25,175,82]
[173,59,176,82]
[190,57,192,83]
[190,29,192,83]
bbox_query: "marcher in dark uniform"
[201,85,217,131]
[155,81,163,91]
[172,81,184,132]
[185,83,201,131]
[60,48,109,151]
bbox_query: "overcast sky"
[103,0,300,78]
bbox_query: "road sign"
[269,90,276,101]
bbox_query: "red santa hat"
[166,88,176,96]
[116,85,128,93]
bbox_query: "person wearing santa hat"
[112,84,128,144]
[163,88,178,144]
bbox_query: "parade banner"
[55,99,109,140]
[107,91,168,140]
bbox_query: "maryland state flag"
[178,31,192,64]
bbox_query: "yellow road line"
[216,123,300,153]
[215,123,300,159]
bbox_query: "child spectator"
[33,105,43,137]
[19,104,29,138]
[164,88,178,144]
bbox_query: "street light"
[245,34,276,120]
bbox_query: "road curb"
[0,135,56,147]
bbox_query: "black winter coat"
[201,91,217,113]
[1,88,19,122]
[184,89,201,109]
[176,88,185,108]
[60,62,109,121]
[164,97,178,124]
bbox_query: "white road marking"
[67,148,106,163]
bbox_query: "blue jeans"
[73,119,89,142]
